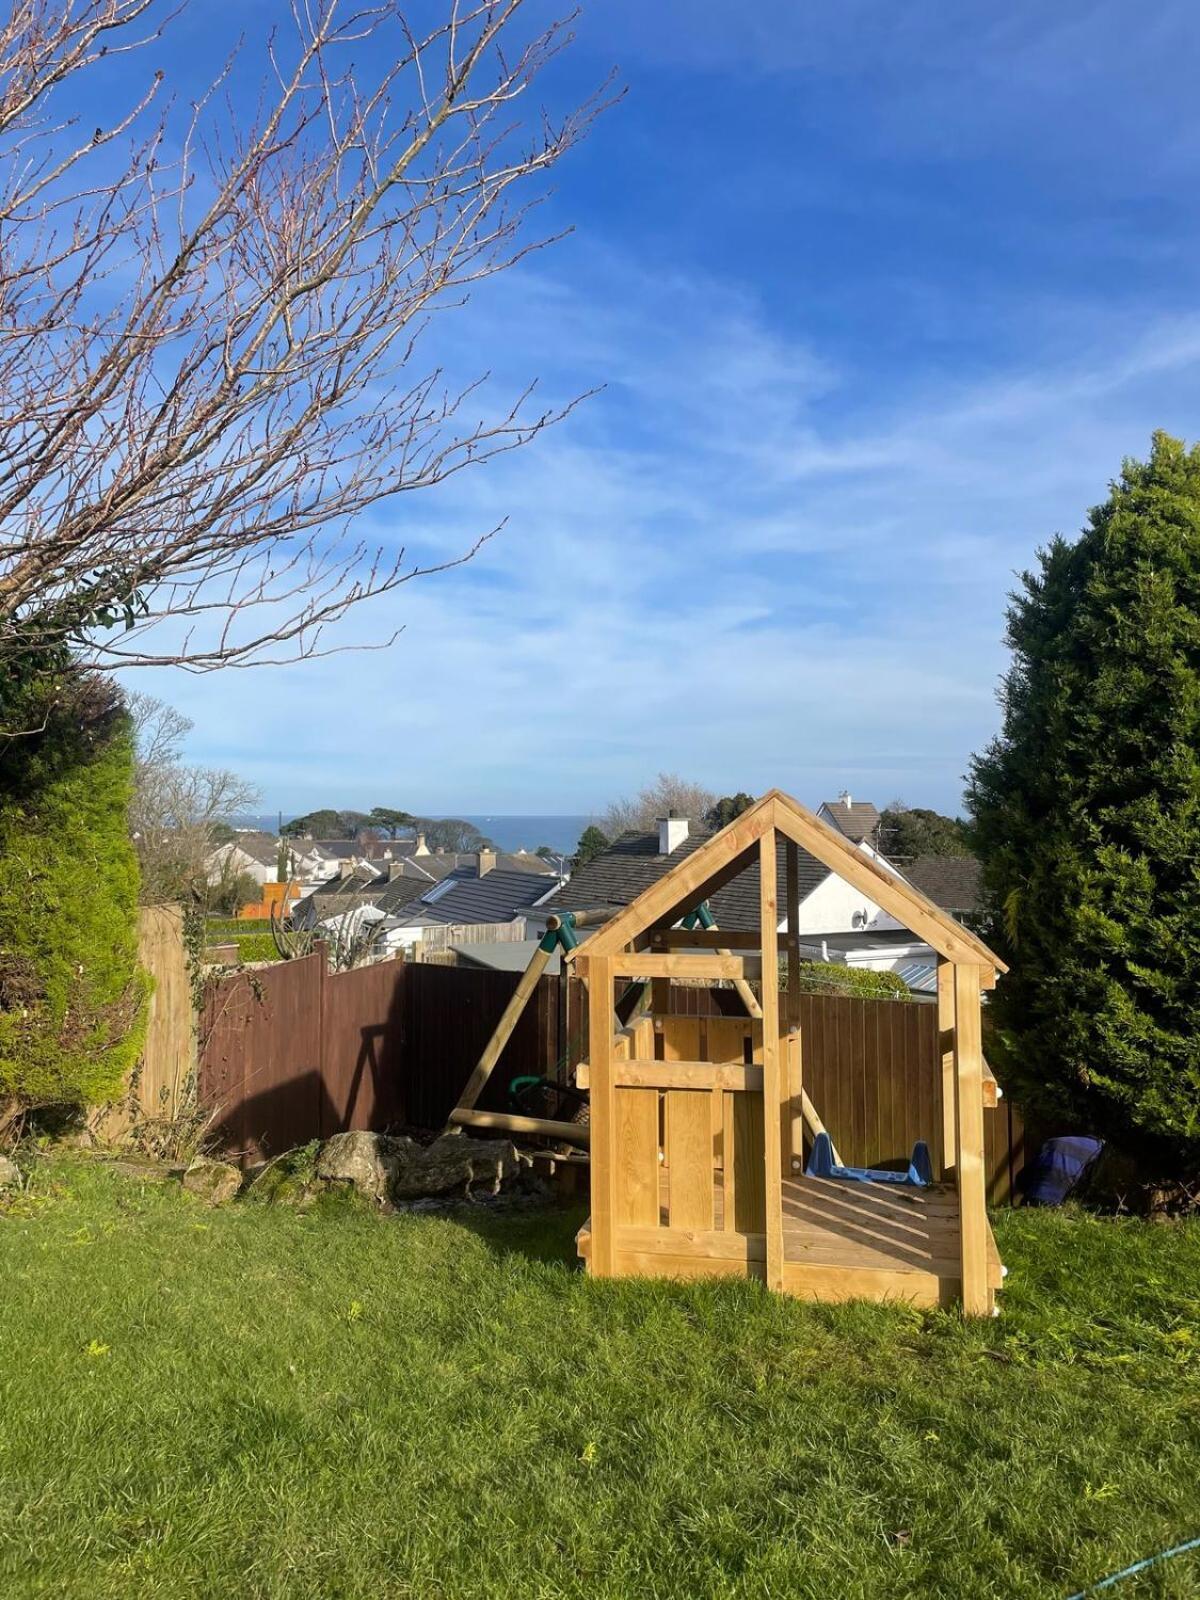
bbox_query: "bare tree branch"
[127,689,261,901]
[0,0,617,696]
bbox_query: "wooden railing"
[581,1014,770,1239]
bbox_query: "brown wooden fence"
[93,906,197,1141]
[566,978,1032,1203]
[198,957,1033,1197]
[198,956,560,1163]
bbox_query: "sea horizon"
[238,812,594,857]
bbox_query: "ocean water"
[462,815,591,856]
[242,813,591,856]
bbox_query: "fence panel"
[196,960,1033,1201]
[397,963,559,1127]
[199,952,325,1161]
[199,957,562,1158]
[94,905,197,1141]
[321,960,406,1133]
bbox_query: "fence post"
[316,940,329,1138]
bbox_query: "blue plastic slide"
[806,1130,934,1187]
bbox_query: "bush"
[0,668,149,1109]
[232,934,281,964]
[205,919,273,938]
[969,433,1200,1169]
[791,962,911,1001]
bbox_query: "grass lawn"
[2,1159,1200,1599]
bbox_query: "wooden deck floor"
[577,1174,1002,1309]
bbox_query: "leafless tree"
[127,689,261,902]
[0,0,613,705]
[601,772,717,838]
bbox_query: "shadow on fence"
[196,953,1036,1200]
[198,955,560,1164]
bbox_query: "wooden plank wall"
[199,952,327,1161]
[198,958,561,1162]
[397,963,560,1127]
[568,976,1032,1204]
[94,905,198,1138]
[795,993,941,1173]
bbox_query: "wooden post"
[447,938,554,1123]
[588,954,617,1276]
[759,829,785,1291]
[936,958,957,1180]
[784,841,803,1172]
[953,963,989,1316]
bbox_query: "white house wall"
[789,869,887,936]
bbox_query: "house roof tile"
[903,855,983,915]
[538,823,829,933]
[384,867,555,927]
[820,798,881,842]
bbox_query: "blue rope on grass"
[1066,1534,1200,1598]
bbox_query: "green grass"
[2,1158,1200,1599]
[204,920,282,963]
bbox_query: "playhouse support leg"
[588,954,617,1276]
[759,829,786,1292]
[953,962,989,1316]
[937,959,957,1181]
[784,840,803,1173]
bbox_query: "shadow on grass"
[440,1196,590,1270]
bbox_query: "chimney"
[414,832,429,856]
[477,849,497,877]
[839,789,852,808]
[388,862,406,882]
[657,812,689,854]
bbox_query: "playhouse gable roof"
[580,788,1005,975]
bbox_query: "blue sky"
[120,0,1200,817]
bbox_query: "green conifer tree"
[968,433,1200,1167]
[0,667,149,1109]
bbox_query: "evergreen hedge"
[969,432,1200,1167]
[792,962,910,1001]
[0,668,149,1108]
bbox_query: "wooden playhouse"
[571,789,1007,1315]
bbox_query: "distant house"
[376,858,559,953]
[291,848,557,955]
[205,830,280,889]
[816,790,881,847]
[532,802,900,941]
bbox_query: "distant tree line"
[574,778,970,869]
[281,808,494,854]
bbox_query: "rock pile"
[314,1128,524,1205]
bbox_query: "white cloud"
[121,250,1200,818]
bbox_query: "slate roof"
[305,838,362,860]
[903,855,983,916]
[384,867,557,928]
[451,939,566,975]
[820,798,881,843]
[364,845,553,877]
[218,830,280,868]
[537,823,830,934]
